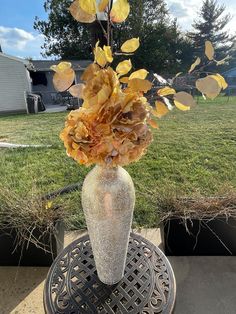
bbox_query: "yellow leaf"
[205,41,214,61]
[69,84,85,98]
[157,87,176,97]
[110,0,130,23]
[98,0,110,11]
[148,119,159,129]
[174,100,190,111]
[81,63,100,81]
[129,69,148,80]
[120,76,129,83]
[103,45,113,63]
[174,92,196,108]
[69,0,95,23]
[50,65,57,72]
[79,0,96,15]
[174,72,182,78]
[116,59,132,75]
[216,55,230,66]
[196,76,221,99]
[53,68,75,92]
[188,57,201,73]
[128,78,152,92]
[153,101,169,118]
[210,74,228,90]
[50,62,72,73]
[121,38,140,53]
[45,201,53,210]
[94,42,107,67]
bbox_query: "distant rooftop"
[0,52,29,66]
[31,60,91,72]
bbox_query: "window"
[30,71,48,86]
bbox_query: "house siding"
[0,54,30,113]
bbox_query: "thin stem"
[114,52,134,56]
[107,0,113,47]
[191,60,214,76]
[97,18,108,40]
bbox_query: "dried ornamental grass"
[156,193,236,223]
[0,184,68,253]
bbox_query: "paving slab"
[0,267,47,314]
[0,229,160,313]
[40,105,67,113]
[0,229,236,314]
[170,256,236,314]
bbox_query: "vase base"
[98,276,123,286]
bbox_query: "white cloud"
[168,2,188,18]
[166,0,236,34]
[0,1,235,59]
[0,26,44,59]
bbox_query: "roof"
[222,67,236,76]
[31,60,91,72]
[0,52,29,66]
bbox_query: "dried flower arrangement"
[51,0,228,167]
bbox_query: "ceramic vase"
[81,165,135,285]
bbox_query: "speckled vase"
[81,165,135,285]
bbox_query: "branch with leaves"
[50,0,229,167]
[148,40,229,113]
[69,0,130,28]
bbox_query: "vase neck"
[95,165,119,179]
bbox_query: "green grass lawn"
[0,96,235,228]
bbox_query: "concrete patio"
[42,105,67,113]
[0,229,236,314]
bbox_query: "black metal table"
[44,233,176,314]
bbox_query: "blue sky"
[0,0,46,58]
[0,0,235,60]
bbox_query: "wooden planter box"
[0,222,64,266]
[160,217,236,256]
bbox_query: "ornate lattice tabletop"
[44,233,176,314]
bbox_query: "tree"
[114,1,194,73]
[121,20,194,74]
[34,0,92,59]
[188,0,235,59]
[34,0,192,73]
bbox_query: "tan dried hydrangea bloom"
[60,65,153,166]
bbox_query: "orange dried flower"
[60,64,153,166]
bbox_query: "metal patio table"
[44,233,176,314]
